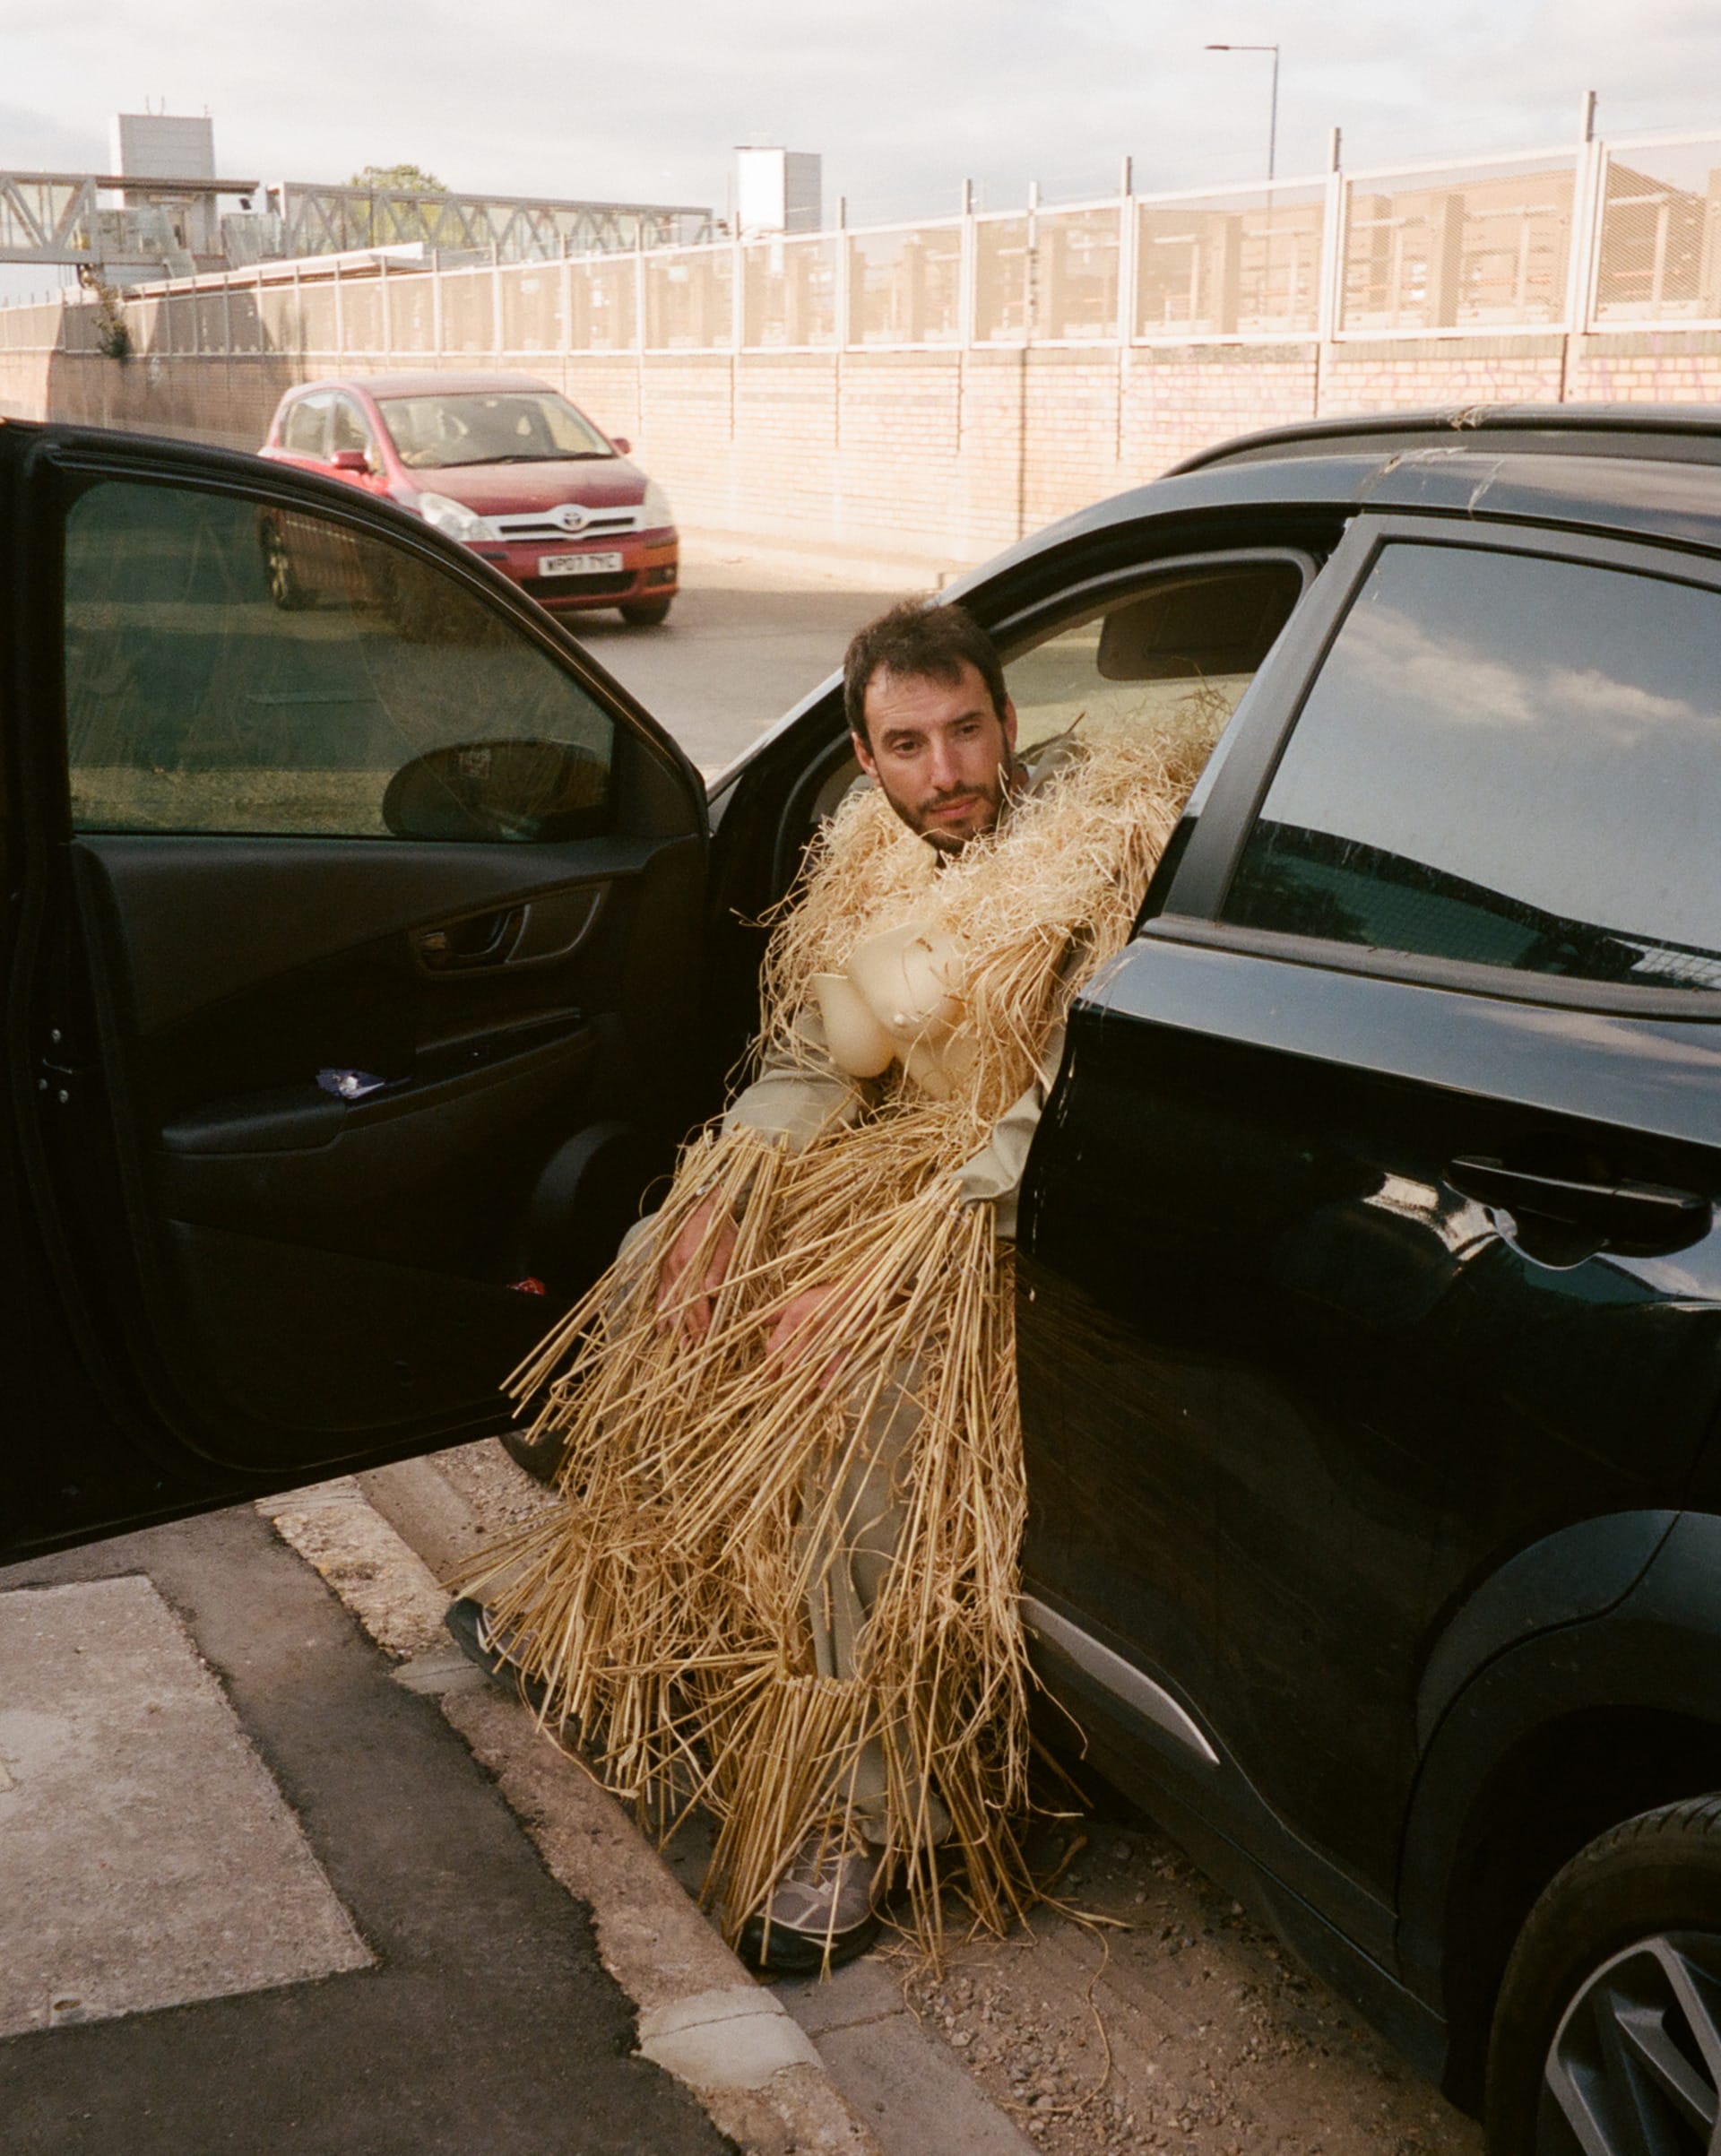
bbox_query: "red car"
[260,370,679,625]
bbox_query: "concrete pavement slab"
[0,1574,368,2039]
[2,1509,730,2156]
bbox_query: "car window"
[329,397,372,459]
[1005,559,1305,765]
[63,477,616,841]
[374,391,609,470]
[1223,541,1721,993]
[280,394,330,459]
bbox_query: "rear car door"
[1020,509,1721,1951]
[1,424,708,1558]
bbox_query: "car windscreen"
[376,392,611,470]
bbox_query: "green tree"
[342,163,451,247]
[347,161,446,195]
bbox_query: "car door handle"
[413,906,525,972]
[1447,1156,1711,1257]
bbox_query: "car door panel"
[1019,515,1721,1930]
[4,424,708,1553]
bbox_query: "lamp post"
[1206,42,1281,183]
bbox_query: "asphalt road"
[567,535,921,775]
[0,1511,728,2156]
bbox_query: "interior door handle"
[413,905,525,972]
[1447,1156,1711,1259]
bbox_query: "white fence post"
[835,195,851,351]
[959,179,977,349]
[1565,91,1605,343]
[1317,126,1345,347]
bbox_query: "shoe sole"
[737,1909,881,1977]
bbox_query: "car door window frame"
[757,547,1323,896]
[28,433,707,840]
[1152,512,1721,1022]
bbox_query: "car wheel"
[619,597,672,627]
[1485,1797,1721,2154]
[261,519,312,610]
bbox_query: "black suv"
[4,406,1719,2155]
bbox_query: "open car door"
[0,424,709,1559]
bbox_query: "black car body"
[5,405,1720,2152]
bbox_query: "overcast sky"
[3,0,1717,238]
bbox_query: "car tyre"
[261,518,312,610]
[1484,1796,1721,2155]
[619,597,673,627]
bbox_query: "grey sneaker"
[739,1827,884,1975]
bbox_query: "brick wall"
[4,311,1720,565]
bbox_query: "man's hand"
[655,1192,739,1343]
[765,1282,860,1390]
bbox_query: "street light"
[1206,41,1281,183]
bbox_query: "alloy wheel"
[1540,1932,1721,2152]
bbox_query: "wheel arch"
[1399,1513,1721,2108]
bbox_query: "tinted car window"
[64,478,616,840]
[1224,541,1721,993]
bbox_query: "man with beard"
[448,599,1184,1970]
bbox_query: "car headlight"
[416,491,496,544]
[642,479,675,531]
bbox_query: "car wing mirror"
[382,739,609,843]
[610,437,631,456]
[329,448,371,474]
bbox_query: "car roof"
[283,371,558,402]
[1167,402,1721,473]
[955,403,1721,587]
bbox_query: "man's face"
[852,660,1019,851]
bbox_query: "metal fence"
[14,126,1721,358]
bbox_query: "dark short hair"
[842,600,1008,742]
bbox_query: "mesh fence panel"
[975,214,1030,342]
[59,301,98,354]
[259,285,305,355]
[1036,205,1121,340]
[1340,155,1576,332]
[297,284,338,353]
[644,245,734,349]
[500,262,564,351]
[1595,140,1721,323]
[195,291,228,354]
[1135,186,1326,337]
[340,279,384,352]
[567,255,637,351]
[227,284,264,354]
[847,224,963,345]
[386,273,437,355]
[742,235,837,348]
[440,267,495,353]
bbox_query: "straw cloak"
[470,725,1196,1951]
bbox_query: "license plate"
[538,551,625,577]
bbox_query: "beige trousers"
[618,1216,951,1849]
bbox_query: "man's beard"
[879,766,1008,853]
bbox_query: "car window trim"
[1157,510,1721,1020]
[1138,913,1721,1022]
[987,545,1319,659]
[30,434,706,818]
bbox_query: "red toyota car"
[261,371,679,625]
